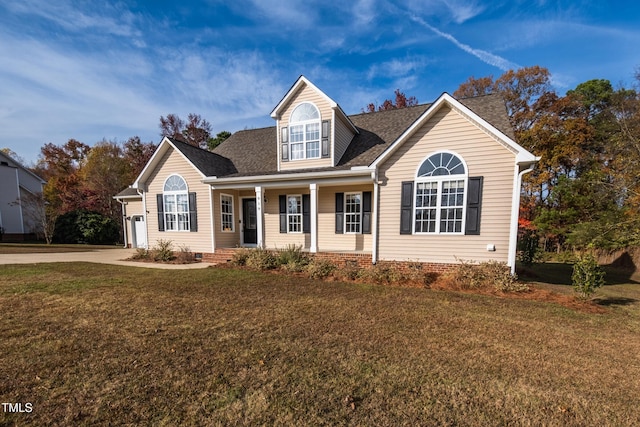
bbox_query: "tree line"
[12,66,640,253]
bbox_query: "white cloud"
[409,14,520,71]
[441,0,485,23]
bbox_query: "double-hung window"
[287,195,302,233]
[163,175,190,231]
[414,152,467,234]
[345,193,362,233]
[288,102,320,160]
[220,194,234,232]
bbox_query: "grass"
[0,262,639,426]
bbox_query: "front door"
[132,215,147,248]
[242,198,257,245]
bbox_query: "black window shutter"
[335,192,344,234]
[400,181,413,235]
[302,194,310,233]
[279,195,287,233]
[465,176,483,235]
[188,192,198,232]
[156,194,165,232]
[321,120,330,158]
[281,127,289,161]
[362,191,372,234]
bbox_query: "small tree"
[10,192,56,244]
[572,253,606,299]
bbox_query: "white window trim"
[220,193,235,233]
[413,151,468,235]
[344,192,362,234]
[288,102,321,161]
[287,194,303,234]
[163,174,190,232]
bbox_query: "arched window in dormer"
[288,102,321,160]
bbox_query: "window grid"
[287,195,302,233]
[162,175,190,232]
[220,194,234,232]
[288,103,321,160]
[440,180,465,233]
[345,193,362,233]
[415,182,437,233]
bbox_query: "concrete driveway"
[0,248,215,269]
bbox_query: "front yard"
[1,262,639,426]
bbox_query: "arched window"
[162,174,190,231]
[289,102,320,160]
[414,152,467,234]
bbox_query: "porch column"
[255,186,264,248]
[310,183,318,253]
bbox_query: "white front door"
[132,215,147,248]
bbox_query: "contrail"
[410,14,520,71]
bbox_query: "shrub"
[231,248,251,266]
[53,210,119,245]
[517,230,542,265]
[357,262,403,285]
[176,245,196,263]
[333,263,360,281]
[277,245,309,271]
[306,259,336,279]
[450,259,528,292]
[245,248,278,270]
[153,239,175,262]
[130,248,151,260]
[572,253,606,299]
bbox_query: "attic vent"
[0,161,8,166]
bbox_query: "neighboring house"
[0,151,46,241]
[115,76,538,272]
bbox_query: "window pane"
[290,143,304,160]
[306,122,319,140]
[177,194,189,212]
[221,195,233,231]
[306,141,320,158]
[440,180,464,233]
[290,125,304,142]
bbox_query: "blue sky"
[1,0,639,165]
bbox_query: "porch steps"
[202,248,240,264]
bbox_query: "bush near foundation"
[450,259,529,293]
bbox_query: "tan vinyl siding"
[124,199,143,247]
[264,187,308,249]
[378,106,516,264]
[333,115,355,166]
[145,148,213,253]
[279,84,334,171]
[317,185,372,252]
[212,190,241,249]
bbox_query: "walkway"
[0,248,215,269]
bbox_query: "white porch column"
[310,183,318,253]
[255,186,264,248]
[372,180,379,264]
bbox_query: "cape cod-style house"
[115,76,538,273]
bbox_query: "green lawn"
[1,262,639,426]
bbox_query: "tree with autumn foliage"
[159,113,215,149]
[363,89,418,112]
[455,66,640,252]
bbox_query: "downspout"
[371,170,379,264]
[116,199,128,248]
[507,163,535,275]
[137,188,148,249]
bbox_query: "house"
[115,76,538,273]
[0,151,46,241]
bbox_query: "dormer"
[271,76,359,171]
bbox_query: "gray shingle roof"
[169,138,238,176]
[193,93,515,178]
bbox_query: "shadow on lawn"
[517,261,640,286]
[593,297,638,307]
